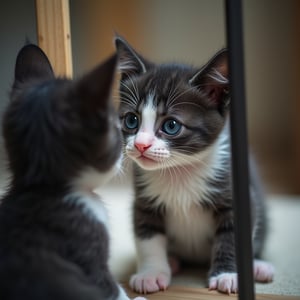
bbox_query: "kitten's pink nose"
[134,132,153,153]
[135,142,151,153]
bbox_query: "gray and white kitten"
[0,44,145,300]
[115,36,274,294]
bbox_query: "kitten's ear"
[13,44,55,86]
[75,53,117,112]
[114,35,152,79]
[189,49,229,109]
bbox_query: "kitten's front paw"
[209,273,238,294]
[130,270,171,294]
[254,259,274,283]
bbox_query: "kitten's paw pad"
[209,273,238,294]
[130,271,171,294]
[254,260,274,283]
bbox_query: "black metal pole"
[225,0,255,300]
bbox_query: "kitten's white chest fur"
[136,133,228,262]
[64,164,123,228]
[138,166,219,263]
[64,189,109,228]
[166,205,216,263]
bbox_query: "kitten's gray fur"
[115,36,274,294]
[0,44,141,300]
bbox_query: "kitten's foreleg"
[130,234,171,294]
[208,212,274,294]
[208,213,238,294]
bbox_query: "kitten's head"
[3,44,121,189]
[115,36,229,171]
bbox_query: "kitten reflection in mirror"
[0,44,145,300]
[115,36,274,295]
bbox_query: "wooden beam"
[35,0,73,77]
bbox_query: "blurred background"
[0,0,299,195]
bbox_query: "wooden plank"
[35,0,73,77]
[123,285,299,300]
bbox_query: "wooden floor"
[124,285,299,300]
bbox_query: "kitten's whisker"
[175,152,211,169]
[119,95,139,110]
[168,150,211,172]
[127,75,140,103]
[120,81,139,105]
[167,85,200,107]
[119,89,137,107]
[119,90,137,103]
[166,81,179,107]
[119,99,136,109]
[193,82,228,89]
[170,101,205,110]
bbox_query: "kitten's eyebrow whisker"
[119,91,141,110]
[120,80,139,105]
[119,90,138,107]
[167,85,184,108]
[192,82,227,89]
[120,84,137,105]
[127,75,140,103]
[170,101,205,110]
[167,85,200,107]
[119,95,138,109]
[166,81,179,107]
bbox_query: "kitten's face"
[4,45,121,187]
[116,37,229,171]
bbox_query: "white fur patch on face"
[125,93,171,170]
[140,93,156,132]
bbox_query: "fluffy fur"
[115,36,274,294]
[0,44,143,300]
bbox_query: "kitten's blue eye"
[124,113,139,130]
[162,119,182,135]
